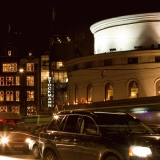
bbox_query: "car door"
[73,115,100,160]
[55,115,81,160]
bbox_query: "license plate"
[14,144,23,148]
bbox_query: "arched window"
[129,81,139,98]
[156,80,160,96]
[105,82,113,100]
[75,85,78,104]
[87,84,92,102]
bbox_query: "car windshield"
[0,119,28,132]
[94,112,155,134]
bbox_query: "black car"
[38,110,160,160]
[29,124,45,159]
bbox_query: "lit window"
[6,77,13,86]
[15,91,20,101]
[105,82,113,100]
[8,50,11,56]
[129,81,139,98]
[26,63,34,72]
[0,106,7,112]
[27,76,34,86]
[12,106,19,114]
[0,91,4,101]
[87,84,92,102]
[0,77,4,86]
[15,76,20,85]
[75,85,78,104]
[51,61,65,70]
[26,106,35,116]
[27,91,34,101]
[6,91,14,101]
[3,63,17,72]
[156,80,160,96]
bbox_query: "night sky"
[0,0,159,57]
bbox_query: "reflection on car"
[148,124,160,134]
[0,112,30,153]
[29,124,45,159]
[38,110,160,160]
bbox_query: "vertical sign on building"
[48,77,54,108]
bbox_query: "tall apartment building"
[0,40,40,116]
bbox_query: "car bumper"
[0,142,29,152]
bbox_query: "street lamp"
[19,68,26,116]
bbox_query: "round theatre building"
[64,12,160,114]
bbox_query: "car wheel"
[105,154,120,160]
[33,145,41,159]
[44,151,57,160]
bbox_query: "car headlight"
[129,146,152,157]
[1,137,9,144]
[25,138,31,143]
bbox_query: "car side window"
[63,115,80,133]
[47,115,64,131]
[80,116,98,135]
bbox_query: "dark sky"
[0,0,160,57]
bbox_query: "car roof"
[57,110,128,116]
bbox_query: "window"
[27,106,34,116]
[26,63,34,72]
[80,116,97,135]
[15,76,20,85]
[87,84,92,102]
[12,106,19,114]
[156,80,160,96]
[86,62,92,68]
[47,115,64,131]
[3,63,17,72]
[128,81,139,98]
[63,115,81,133]
[128,58,138,64]
[27,91,34,101]
[8,50,11,56]
[6,91,14,101]
[15,91,20,101]
[74,65,77,70]
[0,91,4,101]
[155,56,160,62]
[0,106,7,112]
[105,82,113,101]
[75,85,78,104]
[27,76,34,86]
[52,62,63,70]
[0,77,4,86]
[104,59,113,66]
[6,77,13,86]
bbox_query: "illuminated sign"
[48,77,54,107]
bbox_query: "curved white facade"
[90,12,160,54]
[65,12,160,109]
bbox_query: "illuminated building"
[64,12,160,119]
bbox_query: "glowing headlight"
[25,138,31,143]
[129,146,152,157]
[1,137,9,144]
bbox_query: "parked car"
[29,124,45,159]
[0,112,30,153]
[38,110,160,160]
